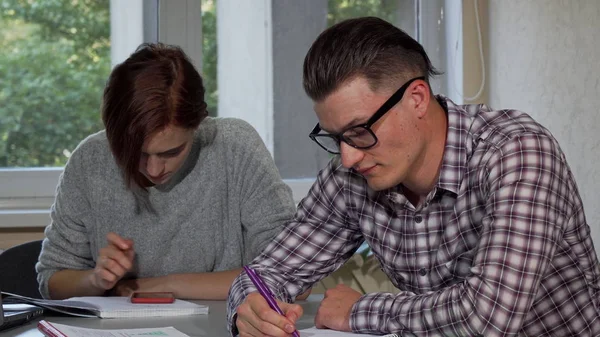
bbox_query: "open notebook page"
[2,293,208,318]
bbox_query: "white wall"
[487,0,600,249]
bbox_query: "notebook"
[1,292,208,319]
[0,291,45,332]
[299,327,400,337]
[38,320,190,337]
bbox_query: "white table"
[2,295,323,337]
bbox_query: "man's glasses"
[309,76,425,154]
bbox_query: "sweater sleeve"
[35,142,96,299]
[225,119,296,264]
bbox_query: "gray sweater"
[36,117,296,299]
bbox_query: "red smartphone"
[129,292,175,304]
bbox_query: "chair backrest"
[0,240,43,298]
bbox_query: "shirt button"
[419,268,428,276]
[414,215,423,223]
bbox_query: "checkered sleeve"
[227,159,364,335]
[350,133,570,336]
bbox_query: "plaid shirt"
[227,96,600,336]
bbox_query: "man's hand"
[314,284,362,332]
[236,292,303,337]
[89,232,135,291]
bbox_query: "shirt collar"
[431,95,471,195]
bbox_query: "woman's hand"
[89,232,135,291]
[110,276,168,297]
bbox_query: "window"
[1,0,460,228]
[0,0,144,228]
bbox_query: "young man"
[227,17,600,337]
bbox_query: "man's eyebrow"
[143,143,187,156]
[320,117,363,134]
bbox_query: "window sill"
[0,170,314,228]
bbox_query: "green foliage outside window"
[328,0,397,26]
[0,0,110,167]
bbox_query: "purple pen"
[243,266,300,337]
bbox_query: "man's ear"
[410,80,430,119]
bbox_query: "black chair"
[0,240,43,298]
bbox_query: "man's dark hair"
[303,16,441,101]
[102,43,208,189]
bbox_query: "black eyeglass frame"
[308,76,426,154]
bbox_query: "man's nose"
[340,142,364,169]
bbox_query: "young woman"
[36,43,296,300]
